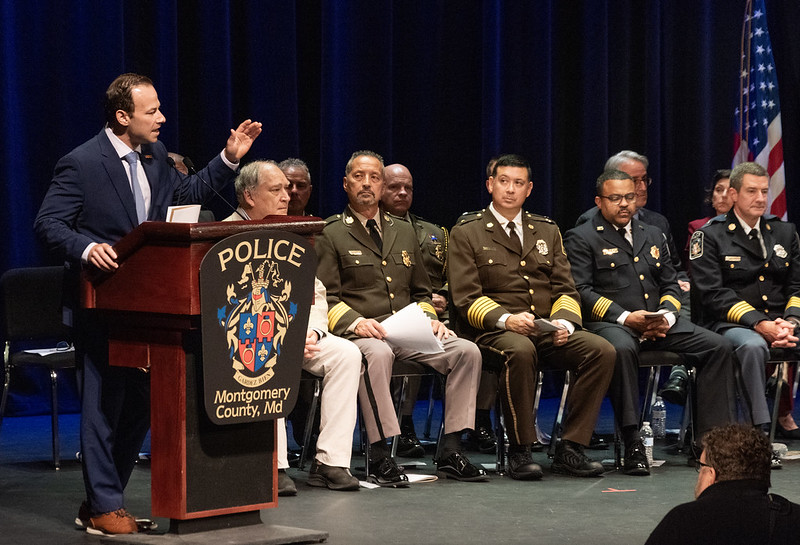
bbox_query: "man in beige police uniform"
[316,150,486,486]
[449,154,615,480]
[225,160,362,493]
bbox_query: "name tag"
[602,248,619,255]
[724,255,741,262]
[348,250,363,256]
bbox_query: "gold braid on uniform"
[591,296,613,321]
[786,296,800,313]
[551,295,581,317]
[467,296,501,329]
[659,295,681,312]
[327,301,353,331]
[727,301,756,324]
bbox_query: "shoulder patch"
[689,230,704,260]
[324,214,341,225]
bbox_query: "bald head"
[382,163,414,216]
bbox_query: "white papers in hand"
[533,318,566,332]
[380,303,444,354]
[166,204,201,223]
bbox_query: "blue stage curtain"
[2,1,799,270]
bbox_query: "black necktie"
[366,218,383,252]
[507,222,522,254]
[618,226,631,247]
[748,228,764,258]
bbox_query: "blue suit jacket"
[35,129,235,264]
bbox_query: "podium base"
[100,523,328,544]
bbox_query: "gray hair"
[278,157,311,182]
[233,160,278,204]
[729,162,768,190]
[605,150,649,170]
[345,150,384,176]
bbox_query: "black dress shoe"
[623,441,650,476]
[367,456,410,488]
[776,424,800,441]
[508,447,543,480]
[435,452,489,482]
[466,426,498,454]
[658,366,688,406]
[277,469,298,496]
[587,432,609,450]
[308,460,360,491]
[551,441,604,477]
[396,430,425,458]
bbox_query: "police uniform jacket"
[689,210,800,330]
[563,212,689,335]
[448,208,582,342]
[316,206,436,337]
[407,212,448,294]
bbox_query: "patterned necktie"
[366,218,383,252]
[507,221,522,254]
[122,151,146,224]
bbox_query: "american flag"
[732,0,786,219]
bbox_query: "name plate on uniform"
[200,230,316,425]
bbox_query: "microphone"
[182,156,246,220]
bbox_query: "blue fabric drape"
[2,0,799,272]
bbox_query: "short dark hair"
[345,150,384,176]
[595,169,633,195]
[703,169,732,206]
[729,162,768,190]
[104,73,154,126]
[703,424,771,486]
[485,156,500,179]
[491,154,532,182]
[278,157,311,182]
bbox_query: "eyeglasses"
[598,193,636,204]
[632,176,653,187]
[695,460,713,472]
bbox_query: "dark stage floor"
[2,399,800,544]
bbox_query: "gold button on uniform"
[488,259,494,264]
[386,276,392,283]
[530,305,536,311]
[390,293,395,299]
[520,260,526,266]
[759,276,765,281]
[639,274,645,280]
[382,260,387,266]
[523,275,529,280]
[355,260,360,264]
[610,263,615,268]
[762,295,768,301]
[644,294,649,299]
[634,257,639,262]
[529,289,534,294]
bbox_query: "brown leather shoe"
[86,509,138,536]
[76,502,157,532]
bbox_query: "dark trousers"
[477,330,615,446]
[589,323,736,437]
[77,312,151,514]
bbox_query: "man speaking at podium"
[34,73,261,536]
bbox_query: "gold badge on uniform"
[344,215,354,224]
[402,250,412,267]
[536,239,548,256]
[650,245,660,259]
[775,244,788,258]
[728,223,736,231]
[602,248,619,255]
[434,243,444,261]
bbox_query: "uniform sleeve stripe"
[660,295,681,311]
[327,301,352,331]
[727,301,756,323]
[786,297,800,311]
[552,295,581,318]
[418,302,437,316]
[591,297,613,321]
[467,296,500,329]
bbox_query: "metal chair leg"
[423,378,435,439]
[548,371,571,458]
[640,367,661,426]
[298,378,321,471]
[769,362,786,445]
[0,360,12,434]
[49,369,61,470]
[390,376,409,459]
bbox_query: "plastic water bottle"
[651,396,666,440]
[640,421,654,465]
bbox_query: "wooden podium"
[81,217,324,534]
